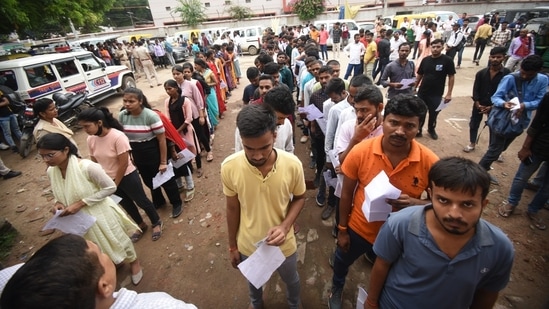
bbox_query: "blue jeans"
[479,130,519,170]
[320,44,328,60]
[507,154,549,214]
[332,227,376,289]
[344,63,362,80]
[0,114,22,147]
[457,45,465,66]
[241,252,300,309]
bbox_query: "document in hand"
[362,171,401,222]
[237,242,285,289]
[435,98,451,112]
[42,209,96,236]
[170,148,196,168]
[297,104,324,121]
[356,287,368,309]
[152,162,175,189]
[398,78,416,90]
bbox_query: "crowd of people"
[0,11,548,309]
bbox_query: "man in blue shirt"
[478,55,548,184]
[365,157,514,309]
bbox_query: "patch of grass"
[0,229,18,262]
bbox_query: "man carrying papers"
[328,94,439,309]
[222,104,306,309]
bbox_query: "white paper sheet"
[509,97,521,124]
[362,171,402,222]
[398,78,416,90]
[356,287,368,309]
[238,242,285,289]
[152,162,175,189]
[317,118,327,134]
[323,170,338,189]
[435,99,451,112]
[109,194,122,205]
[42,209,96,236]
[298,104,324,121]
[170,149,196,168]
[328,149,340,167]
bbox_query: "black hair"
[172,64,184,74]
[193,58,208,69]
[489,46,507,56]
[263,86,295,115]
[398,42,411,50]
[36,133,79,157]
[181,62,194,72]
[325,78,345,95]
[428,157,491,200]
[326,59,340,67]
[237,104,277,138]
[0,234,103,309]
[163,79,183,96]
[256,53,274,65]
[263,62,280,75]
[384,94,427,119]
[33,97,55,118]
[521,55,543,72]
[350,74,373,87]
[354,85,383,107]
[258,74,275,85]
[318,65,333,75]
[423,30,431,47]
[246,67,260,80]
[124,88,152,109]
[304,48,320,59]
[77,107,124,132]
[431,38,444,46]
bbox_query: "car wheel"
[248,45,258,56]
[121,75,136,91]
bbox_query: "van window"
[25,64,57,88]
[246,28,257,37]
[78,55,102,71]
[0,70,18,91]
[54,60,79,78]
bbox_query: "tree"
[289,0,325,21]
[172,0,207,28]
[227,5,253,21]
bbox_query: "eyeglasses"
[39,151,60,160]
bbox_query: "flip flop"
[197,168,203,178]
[130,225,148,243]
[497,201,515,218]
[152,221,163,241]
[206,152,214,162]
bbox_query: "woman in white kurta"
[37,132,144,285]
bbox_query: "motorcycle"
[19,92,91,158]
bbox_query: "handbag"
[486,73,526,137]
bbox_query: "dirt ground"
[0,48,548,309]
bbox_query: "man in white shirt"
[412,20,425,59]
[235,86,295,153]
[445,23,464,60]
[442,16,454,42]
[343,34,365,79]
[457,18,472,68]
[389,30,407,61]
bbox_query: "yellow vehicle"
[173,30,201,45]
[392,13,436,29]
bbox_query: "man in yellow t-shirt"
[363,32,377,80]
[221,104,306,309]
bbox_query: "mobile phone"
[523,156,533,166]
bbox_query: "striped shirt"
[118,108,164,142]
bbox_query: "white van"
[313,19,360,47]
[228,26,264,55]
[0,51,135,104]
[424,11,460,23]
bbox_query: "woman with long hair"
[205,49,227,115]
[172,64,214,169]
[193,58,220,130]
[37,133,143,285]
[77,107,163,242]
[33,98,77,147]
[118,88,184,219]
[163,79,198,202]
[416,30,432,75]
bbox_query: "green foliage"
[227,5,253,21]
[289,0,325,21]
[172,0,207,28]
[0,227,17,262]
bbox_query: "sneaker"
[0,143,9,150]
[3,170,22,179]
[321,205,335,220]
[497,155,504,163]
[328,286,343,309]
[11,146,19,153]
[462,144,475,153]
[171,205,183,218]
[300,135,309,143]
[309,160,316,170]
[316,190,326,206]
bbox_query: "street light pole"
[127,12,135,28]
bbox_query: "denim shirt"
[491,73,548,129]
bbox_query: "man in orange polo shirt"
[328,94,439,309]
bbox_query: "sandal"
[527,212,547,230]
[130,225,148,243]
[206,152,214,162]
[184,188,195,203]
[151,221,163,241]
[197,168,203,178]
[497,201,515,218]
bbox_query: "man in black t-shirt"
[242,67,260,105]
[415,39,455,140]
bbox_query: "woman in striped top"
[118,88,183,219]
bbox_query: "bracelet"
[366,298,379,308]
[337,224,348,231]
[228,246,238,252]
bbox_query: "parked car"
[228,26,264,55]
[0,51,135,105]
[358,22,376,33]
